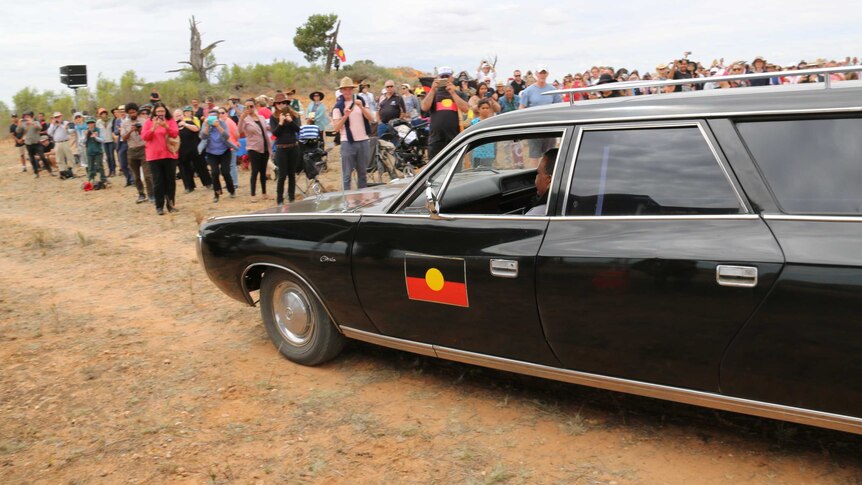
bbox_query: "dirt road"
[1,143,860,484]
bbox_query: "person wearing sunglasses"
[377,80,408,138]
[201,107,236,203]
[271,92,303,203]
[420,66,470,160]
[216,108,241,190]
[510,70,526,94]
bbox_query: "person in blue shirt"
[518,65,562,109]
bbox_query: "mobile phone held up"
[438,79,449,89]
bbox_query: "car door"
[720,117,862,419]
[536,121,784,392]
[351,128,570,366]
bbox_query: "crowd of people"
[8,54,859,214]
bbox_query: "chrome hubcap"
[272,281,315,346]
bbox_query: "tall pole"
[325,20,340,74]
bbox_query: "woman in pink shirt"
[141,102,179,215]
[238,98,270,202]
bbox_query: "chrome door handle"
[490,259,518,278]
[716,265,758,288]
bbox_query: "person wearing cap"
[121,103,155,203]
[95,108,116,177]
[47,112,74,171]
[16,111,53,177]
[305,90,329,132]
[9,114,26,172]
[270,92,303,203]
[83,117,108,184]
[476,61,496,87]
[421,66,470,160]
[39,134,56,169]
[518,65,562,110]
[332,76,375,191]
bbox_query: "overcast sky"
[3,0,860,109]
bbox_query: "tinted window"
[737,118,862,214]
[567,127,742,216]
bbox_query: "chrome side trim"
[459,107,862,137]
[209,212,363,223]
[240,263,342,334]
[339,327,437,357]
[361,213,552,221]
[561,121,748,216]
[763,214,862,222]
[339,326,862,435]
[554,214,760,221]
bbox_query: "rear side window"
[567,126,743,216]
[737,118,862,214]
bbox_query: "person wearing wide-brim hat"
[332,76,374,190]
[305,90,330,131]
[270,92,302,205]
[749,55,770,87]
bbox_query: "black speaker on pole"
[60,65,87,87]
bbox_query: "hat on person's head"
[182,105,193,112]
[438,66,454,77]
[52,111,62,118]
[23,110,34,116]
[338,77,357,89]
[495,81,505,87]
[11,113,17,117]
[535,64,549,74]
[309,90,325,100]
[139,104,152,113]
[401,83,411,89]
[284,87,296,95]
[97,108,108,115]
[596,74,617,85]
[656,63,669,71]
[273,92,288,104]
[73,112,83,119]
[85,117,96,124]
[753,55,766,64]
[117,105,125,111]
[39,135,49,142]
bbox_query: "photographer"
[141,102,179,215]
[420,66,470,160]
[201,108,236,203]
[16,111,53,177]
[239,99,270,203]
[121,103,154,203]
[83,117,108,185]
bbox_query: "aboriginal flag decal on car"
[404,253,469,307]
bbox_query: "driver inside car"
[525,148,558,215]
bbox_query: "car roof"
[472,82,862,131]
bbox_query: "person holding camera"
[83,117,108,185]
[239,98,271,203]
[121,103,154,203]
[332,77,375,191]
[16,111,53,177]
[141,102,179,215]
[270,92,303,203]
[201,108,236,203]
[96,108,116,177]
[420,66,470,160]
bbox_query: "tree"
[167,16,224,83]
[293,14,338,65]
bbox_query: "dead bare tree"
[167,16,224,83]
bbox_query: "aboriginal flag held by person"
[404,254,469,307]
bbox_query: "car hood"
[253,179,412,215]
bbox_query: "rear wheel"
[259,269,345,366]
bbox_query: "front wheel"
[259,269,345,366]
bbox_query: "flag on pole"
[335,44,346,63]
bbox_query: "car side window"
[398,133,563,215]
[567,126,743,216]
[736,118,862,214]
[398,148,463,213]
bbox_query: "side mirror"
[425,187,443,219]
